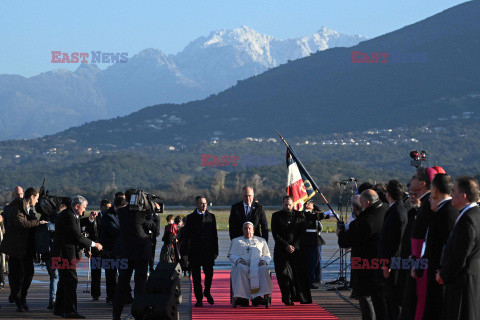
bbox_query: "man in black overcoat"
[378,180,407,320]
[417,174,458,319]
[0,187,47,312]
[437,176,480,320]
[112,189,160,320]
[81,199,109,300]
[53,195,102,319]
[182,196,219,307]
[99,196,127,304]
[337,189,387,320]
[271,195,311,305]
[229,186,268,242]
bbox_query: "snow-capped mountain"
[0,26,366,140]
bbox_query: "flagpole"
[276,130,340,221]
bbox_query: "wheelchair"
[229,269,272,308]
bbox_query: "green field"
[156,210,338,233]
[86,209,338,232]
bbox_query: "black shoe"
[204,293,214,305]
[309,284,318,289]
[195,300,203,307]
[9,295,14,303]
[16,305,24,312]
[21,300,29,311]
[106,299,112,304]
[91,296,99,301]
[54,309,63,316]
[283,299,294,306]
[0,282,4,289]
[251,297,264,306]
[47,300,55,310]
[63,312,86,319]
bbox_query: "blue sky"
[0,0,467,77]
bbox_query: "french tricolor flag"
[286,150,316,210]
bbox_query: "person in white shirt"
[228,221,272,307]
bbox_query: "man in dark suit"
[378,180,408,320]
[112,189,160,320]
[337,189,387,320]
[415,174,458,319]
[437,176,480,320]
[272,195,311,306]
[229,186,268,242]
[0,187,47,312]
[182,196,218,307]
[53,195,103,319]
[99,197,125,304]
[82,199,109,300]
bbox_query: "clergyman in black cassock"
[438,176,480,320]
[271,196,311,305]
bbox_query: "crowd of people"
[0,170,478,320]
[337,168,480,320]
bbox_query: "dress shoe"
[251,296,264,306]
[0,281,5,289]
[63,312,86,319]
[9,295,14,303]
[21,300,29,311]
[283,299,294,306]
[106,299,112,304]
[47,300,55,310]
[54,309,63,316]
[16,305,24,312]
[194,300,203,307]
[309,284,319,289]
[204,293,214,305]
[91,296,99,301]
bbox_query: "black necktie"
[245,206,250,221]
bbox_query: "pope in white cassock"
[228,221,273,307]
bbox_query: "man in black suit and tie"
[437,176,480,320]
[182,196,218,307]
[337,189,387,320]
[378,180,408,320]
[416,174,458,319]
[229,186,268,242]
[53,195,103,319]
[112,189,160,320]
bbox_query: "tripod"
[325,179,356,291]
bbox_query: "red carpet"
[192,270,339,319]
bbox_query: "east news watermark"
[351,51,428,64]
[51,51,128,64]
[351,257,428,270]
[51,257,128,270]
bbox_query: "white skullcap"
[243,221,254,227]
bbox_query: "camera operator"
[0,187,47,312]
[112,189,160,320]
